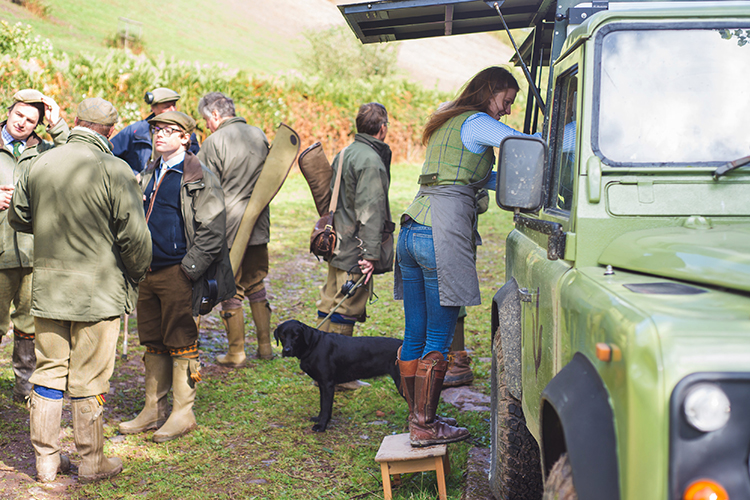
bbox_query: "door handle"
[518,287,533,302]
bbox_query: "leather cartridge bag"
[309,147,346,260]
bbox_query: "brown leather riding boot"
[118,353,172,434]
[398,347,456,426]
[12,332,35,402]
[397,349,418,414]
[250,301,273,360]
[409,351,470,447]
[217,308,247,367]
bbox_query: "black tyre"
[490,327,543,499]
[542,453,578,500]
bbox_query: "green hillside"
[0,0,528,158]
[0,0,304,75]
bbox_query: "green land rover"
[340,1,750,498]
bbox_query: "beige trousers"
[0,267,34,334]
[30,317,120,398]
[316,265,372,322]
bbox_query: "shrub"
[302,26,399,80]
[0,23,527,162]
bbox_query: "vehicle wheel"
[542,453,577,500]
[490,327,543,500]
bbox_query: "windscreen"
[595,26,750,166]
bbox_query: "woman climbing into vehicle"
[396,66,535,447]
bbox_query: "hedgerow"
[0,21,456,162]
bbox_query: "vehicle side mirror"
[496,136,547,212]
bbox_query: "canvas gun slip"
[229,123,300,275]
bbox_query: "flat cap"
[77,98,119,126]
[13,89,45,104]
[148,111,195,134]
[146,87,180,105]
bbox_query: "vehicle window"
[550,73,578,212]
[595,26,750,165]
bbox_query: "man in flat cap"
[119,111,233,443]
[197,91,273,366]
[0,89,68,403]
[111,87,200,175]
[9,97,152,483]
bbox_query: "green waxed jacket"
[9,127,152,322]
[328,133,392,272]
[140,153,235,315]
[0,118,69,269]
[197,116,270,248]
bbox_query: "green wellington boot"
[217,308,247,367]
[72,397,122,483]
[250,301,273,360]
[119,353,172,434]
[29,391,71,482]
[153,358,198,443]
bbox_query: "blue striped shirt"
[460,112,538,154]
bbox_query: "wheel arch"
[540,352,620,500]
[491,277,522,399]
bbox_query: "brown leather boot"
[443,351,474,387]
[398,347,456,427]
[119,353,172,434]
[29,391,71,482]
[410,351,470,447]
[250,301,273,360]
[72,397,122,483]
[12,332,35,402]
[153,358,198,443]
[217,308,247,367]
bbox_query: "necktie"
[11,140,21,158]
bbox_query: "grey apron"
[394,171,491,307]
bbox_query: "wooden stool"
[375,433,450,500]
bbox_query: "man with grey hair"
[197,92,273,366]
[10,97,152,483]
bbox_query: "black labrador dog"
[274,319,402,432]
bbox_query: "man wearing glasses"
[110,87,200,175]
[119,111,233,443]
[316,103,393,390]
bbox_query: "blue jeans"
[397,220,460,362]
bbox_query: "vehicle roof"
[337,0,554,44]
[560,0,750,55]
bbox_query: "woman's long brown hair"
[422,66,519,145]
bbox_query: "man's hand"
[358,258,375,284]
[0,185,14,211]
[41,95,60,126]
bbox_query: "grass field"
[0,0,305,75]
[0,162,516,499]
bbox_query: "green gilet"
[404,111,495,226]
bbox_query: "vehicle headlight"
[683,383,731,432]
